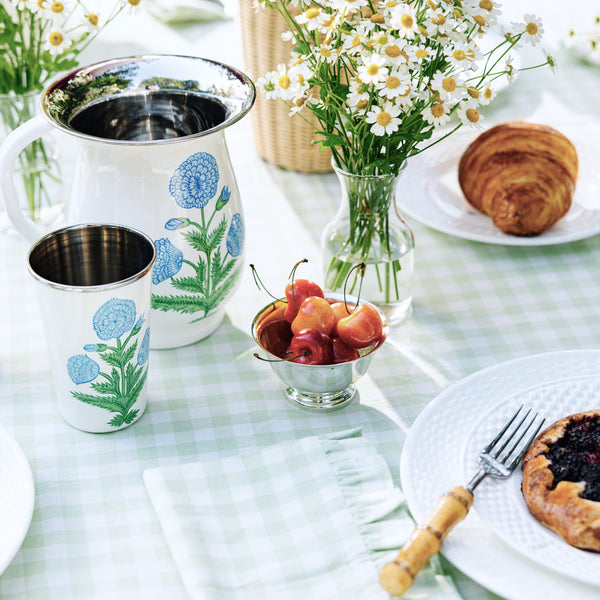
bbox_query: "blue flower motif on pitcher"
[226,212,244,258]
[153,237,183,285]
[169,151,219,208]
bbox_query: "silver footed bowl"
[251,292,388,411]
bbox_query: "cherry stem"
[249,264,279,301]
[253,351,306,363]
[343,262,366,311]
[288,258,308,309]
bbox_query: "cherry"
[284,279,324,323]
[336,303,383,349]
[291,296,336,336]
[330,301,355,336]
[287,328,334,365]
[332,337,360,364]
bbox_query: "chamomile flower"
[430,70,464,102]
[465,81,495,105]
[273,64,301,100]
[255,70,280,100]
[543,50,558,74]
[328,0,368,13]
[45,27,71,54]
[346,88,371,114]
[295,6,325,32]
[422,101,451,127]
[314,42,337,64]
[358,53,388,85]
[120,0,143,15]
[365,102,402,136]
[84,11,101,31]
[504,54,516,84]
[376,70,410,99]
[465,0,501,29]
[47,1,68,21]
[522,14,544,45]
[445,40,481,70]
[381,37,410,67]
[456,99,484,127]
[390,3,420,40]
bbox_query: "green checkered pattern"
[0,4,599,599]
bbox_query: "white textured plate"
[0,424,35,574]
[399,130,600,246]
[400,350,600,600]
[463,378,600,586]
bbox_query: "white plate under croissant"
[399,125,600,246]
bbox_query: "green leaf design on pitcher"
[151,152,244,320]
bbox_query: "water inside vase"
[68,90,227,141]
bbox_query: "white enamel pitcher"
[0,55,255,349]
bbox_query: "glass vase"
[321,163,415,324]
[0,90,64,233]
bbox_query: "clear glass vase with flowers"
[255,0,554,322]
[0,0,143,227]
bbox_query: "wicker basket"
[238,1,332,173]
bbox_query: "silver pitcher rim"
[41,54,256,146]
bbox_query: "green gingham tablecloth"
[1,2,600,599]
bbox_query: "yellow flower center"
[453,8,462,19]
[371,13,385,24]
[294,97,306,108]
[278,75,291,89]
[419,26,428,36]
[483,87,493,99]
[386,76,401,89]
[466,108,480,123]
[415,48,428,59]
[367,64,381,76]
[352,36,362,48]
[296,73,305,84]
[37,0,46,8]
[431,103,445,117]
[526,22,539,36]
[467,86,479,98]
[357,98,369,110]
[399,84,411,97]
[87,13,99,26]
[452,49,466,61]
[400,14,414,28]
[376,111,392,126]
[432,13,446,25]
[128,0,141,5]
[50,2,64,14]
[384,0,399,6]
[474,15,486,27]
[427,0,437,9]
[320,47,332,58]
[49,31,63,46]
[385,44,401,58]
[479,0,493,10]
[442,77,456,92]
[306,8,320,19]
[377,34,389,46]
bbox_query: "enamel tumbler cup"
[0,55,255,349]
[28,224,156,433]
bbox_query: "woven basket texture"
[238,1,332,173]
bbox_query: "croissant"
[458,122,578,236]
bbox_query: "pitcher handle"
[0,114,53,243]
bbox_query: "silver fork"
[380,405,545,597]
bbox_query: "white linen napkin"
[143,428,461,599]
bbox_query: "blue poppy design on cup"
[153,238,183,285]
[67,354,100,384]
[93,298,136,341]
[137,329,150,366]
[226,213,244,257]
[169,152,219,209]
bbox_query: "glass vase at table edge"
[321,162,415,325]
[0,90,65,234]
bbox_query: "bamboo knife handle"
[379,486,474,596]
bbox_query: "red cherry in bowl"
[332,337,360,364]
[284,279,324,323]
[336,303,383,349]
[287,328,334,365]
[291,296,336,336]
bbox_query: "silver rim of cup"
[28,223,156,292]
